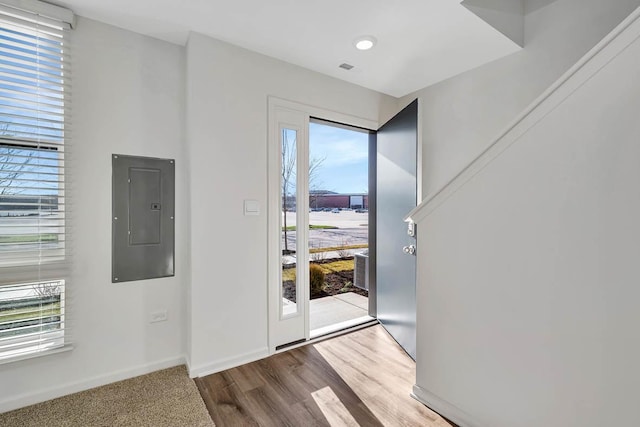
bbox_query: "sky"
[309,122,369,194]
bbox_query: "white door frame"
[267,97,378,353]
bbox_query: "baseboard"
[411,384,484,427]
[0,355,186,414]
[188,347,269,378]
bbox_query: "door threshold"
[273,317,378,355]
[310,315,375,339]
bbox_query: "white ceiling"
[57,0,521,98]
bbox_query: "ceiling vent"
[339,63,354,70]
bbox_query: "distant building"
[0,195,59,215]
[309,191,368,209]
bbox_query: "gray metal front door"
[376,100,417,359]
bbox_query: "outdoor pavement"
[309,293,369,331]
[285,210,368,229]
[282,210,371,331]
[282,210,368,260]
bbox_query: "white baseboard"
[0,355,186,414]
[411,384,484,427]
[188,347,269,378]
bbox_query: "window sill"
[0,344,74,366]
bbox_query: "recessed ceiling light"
[354,36,377,51]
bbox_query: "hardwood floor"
[196,325,453,426]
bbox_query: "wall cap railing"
[406,5,640,225]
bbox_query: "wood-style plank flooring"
[196,325,453,426]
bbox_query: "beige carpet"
[0,365,214,427]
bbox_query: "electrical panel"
[112,154,175,283]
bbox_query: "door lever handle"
[402,245,416,256]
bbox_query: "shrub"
[309,264,325,296]
[337,239,352,258]
[310,251,326,262]
[339,281,353,293]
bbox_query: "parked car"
[331,208,340,213]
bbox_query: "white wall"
[0,14,395,409]
[0,17,186,411]
[411,8,640,427]
[185,32,395,375]
[404,0,640,198]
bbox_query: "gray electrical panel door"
[112,154,175,282]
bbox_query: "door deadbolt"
[402,245,416,256]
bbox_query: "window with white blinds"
[0,1,73,361]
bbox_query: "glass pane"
[308,121,370,332]
[0,145,65,266]
[0,280,65,360]
[281,128,297,317]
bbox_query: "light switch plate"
[150,309,168,323]
[244,200,260,216]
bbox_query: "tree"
[0,148,37,196]
[281,130,325,254]
[0,124,37,196]
[307,155,325,210]
[281,130,296,254]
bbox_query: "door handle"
[402,245,416,256]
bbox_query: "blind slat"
[0,70,69,90]
[0,26,64,48]
[0,336,65,356]
[0,202,64,210]
[0,45,67,70]
[0,58,68,82]
[0,7,67,35]
[0,87,66,105]
[0,37,70,59]
[0,334,65,351]
[0,51,66,76]
[0,94,64,112]
[0,335,65,356]
[0,84,66,100]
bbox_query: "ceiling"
[57,0,521,98]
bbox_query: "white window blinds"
[0,0,73,361]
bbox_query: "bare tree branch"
[281,131,326,254]
[281,130,296,253]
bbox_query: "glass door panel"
[281,128,298,317]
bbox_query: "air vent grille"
[339,63,354,70]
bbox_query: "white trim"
[0,343,73,366]
[0,0,75,28]
[267,103,309,348]
[267,96,379,353]
[188,347,269,378]
[411,384,484,427]
[416,97,424,203]
[188,322,378,380]
[310,315,375,339]
[269,97,378,131]
[406,5,640,224]
[297,114,311,341]
[0,355,185,413]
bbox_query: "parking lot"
[283,210,368,250]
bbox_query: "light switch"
[244,200,260,216]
